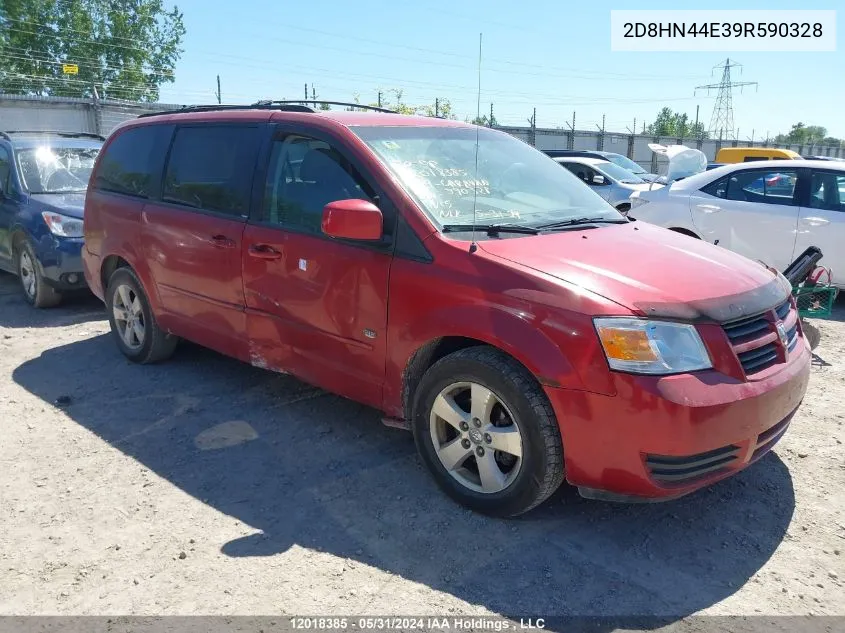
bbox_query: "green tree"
[0,0,185,102]
[646,107,707,139]
[351,89,455,119]
[774,123,839,146]
[471,113,497,127]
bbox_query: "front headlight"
[42,211,84,238]
[629,196,650,210]
[594,317,712,375]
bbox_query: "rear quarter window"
[701,177,728,198]
[94,125,173,198]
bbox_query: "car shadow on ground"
[13,335,795,623]
[0,271,105,329]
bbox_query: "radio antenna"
[469,32,483,254]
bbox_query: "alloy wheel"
[112,284,146,350]
[429,381,524,494]
[19,250,37,300]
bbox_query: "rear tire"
[411,346,564,517]
[17,241,62,308]
[105,267,177,364]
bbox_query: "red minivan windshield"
[351,125,617,230]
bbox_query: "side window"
[743,156,770,162]
[261,134,375,233]
[162,126,260,216]
[701,177,728,199]
[725,169,798,206]
[562,163,591,183]
[94,125,170,198]
[0,146,10,194]
[809,171,845,212]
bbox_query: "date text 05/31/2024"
[623,22,823,38]
[289,617,547,630]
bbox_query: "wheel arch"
[100,254,132,295]
[396,307,583,420]
[11,228,28,258]
[96,248,162,314]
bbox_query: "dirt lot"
[1,270,843,620]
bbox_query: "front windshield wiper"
[536,216,629,229]
[442,223,541,236]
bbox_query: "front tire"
[802,319,821,350]
[411,346,564,517]
[106,267,178,364]
[17,241,61,308]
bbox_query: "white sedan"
[628,159,845,286]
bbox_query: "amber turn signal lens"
[597,327,658,362]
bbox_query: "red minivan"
[82,104,811,516]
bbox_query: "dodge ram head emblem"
[776,322,789,347]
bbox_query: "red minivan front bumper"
[547,339,811,501]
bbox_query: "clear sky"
[158,0,845,139]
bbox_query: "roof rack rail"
[1,130,105,141]
[136,102,316,118]
[136,100,399,119]
[253,100,398,114]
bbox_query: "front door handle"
[248,244,282,260]
[210,234,236,248]
[802,216,830,227]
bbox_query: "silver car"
[554,156,663,213]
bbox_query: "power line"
[3,22,709,83]
[0,50,715,107]
[695,58,758,140]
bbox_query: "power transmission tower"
[695,58,757,140]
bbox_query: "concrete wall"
[0,95,177,137]
[525,126,843,171]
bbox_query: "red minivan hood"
[479,222,791,322]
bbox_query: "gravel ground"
[1,270,843,621]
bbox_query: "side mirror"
[592,174,607,185]
[322,199,383,241]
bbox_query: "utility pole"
[529,107,537,147]
[304,83,308,101]
[695,58,758,139]
[490,102,494,126]
[435,98,439,118]
[565,111,576,150]
[694,104,699,136]
[377,91,382,108]
[215,75,221,104]
[626,119,636,159]
[312,85,316,101]
[596,114,606,150]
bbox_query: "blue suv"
[0,131,103,307]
